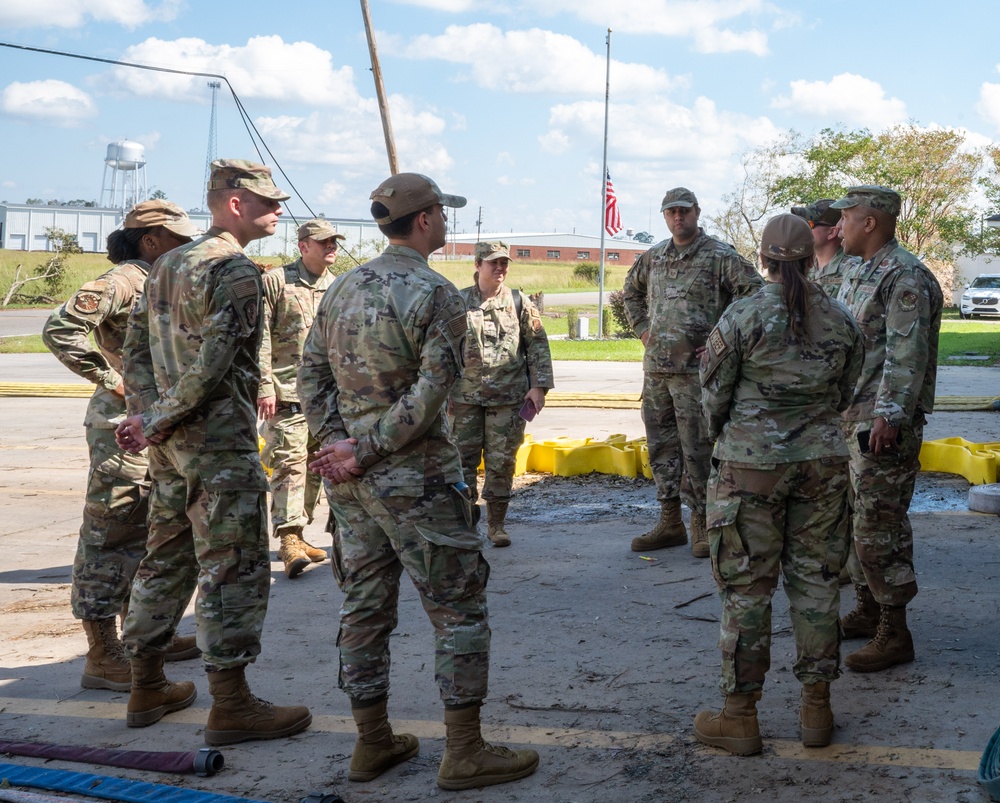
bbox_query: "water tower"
[101,140,148,212]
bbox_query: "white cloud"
[110,36,363,107]
[977,83,1000,132]
[0,0,181,29]
[496,175,535,186]
[1,80,97,126]
[403,24,676,95]
[388,0,481,10]
[2,180,16,188]
[537,0,779,56]
[771,73,907,130]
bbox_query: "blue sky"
[2,0,999,242]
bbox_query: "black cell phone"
[856,430,872,453]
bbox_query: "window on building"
[517,248,531,258]
[576,251,590,259]
[607,252,620,260]
[546,250,560,259]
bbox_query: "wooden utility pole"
[360,0,399,175]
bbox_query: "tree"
[149,188,168,200]
[632,231,654,244]
[2,227,82,306]
[25,198,42,205]
[712,124,987,296]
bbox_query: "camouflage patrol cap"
[475,241,512,262]
[760,213,814,262]
[207,159,291,201]
[660,187,698,211]
[369,172,467,224]
[124,199,201,238]
[790,199,841,226]
[297,218,346,242]
[830,185,901,217]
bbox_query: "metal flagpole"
[598,29,612,339]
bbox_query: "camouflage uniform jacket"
[623,228,764,374]
[122,226,264,451]
[258,259,334,404]
[836,238,943,425]
[450,284,554,406]
[298,245,469,497]
[809,248,858,297]
[42,260,148,430]
[701,283,864,463]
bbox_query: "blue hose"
[0,763,272,803]
[980,724,1000,801]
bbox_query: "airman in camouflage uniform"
[116,160,311,745]
[42,199,201,692]
[790,199,859,296]
[300,173,538,790]
[693,214,864,756]
[623,187,764,558]
[450,241,554,547]
[832,186,943,673]
[258,218,344,577]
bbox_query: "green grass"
[937,313,1000,365]
[549,338,644,361]
[0,334,49,353]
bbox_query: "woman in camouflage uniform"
[42,201,201,692]
[692,214,864,755]
[449,242,553,547]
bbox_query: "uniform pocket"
[707,498,751,587]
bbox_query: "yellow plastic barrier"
[918,438,1000,485]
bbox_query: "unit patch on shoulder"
[72,291,102,315]
[244,299,258,328]
[708,327,728,356]
[899,290,918,311]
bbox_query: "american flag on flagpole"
[604,169,622,236]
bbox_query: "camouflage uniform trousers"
[261,405,322,534]
[641,371,711,512]
[450,401,525,503]
[707,458,851,693]
[845,418,923,607]
[326,480,491,706]
[72,425,150,621]
[122,444,271,670]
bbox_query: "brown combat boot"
[800,682,834,747]
[204,665,312,745]
[693,692,762,756]
[844,605,914,673]
[690,509,709,558]
[81,618,132,692]
[631,500,686,552]
[127,656,197,727]
[301,539,328,563]
[348,696,419,782]
[840,584,879,639]
[277,532,311,578]
[486,501,511,548]
[437,704,539,790]
[165,634,201,662]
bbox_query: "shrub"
[573,262,600,284]
[607,290,635,338]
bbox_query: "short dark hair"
[106,226,151,264]
[371,202,435,238]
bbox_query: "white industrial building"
[0,203,384,258]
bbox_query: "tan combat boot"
[277,532,311,578]
[127,656,197,727]
[204,665,312,746]
[690,509,709,559]
[81,618,132,692]
[844,605,914,673]
[437,704,539,790]
[301,539,328,563]
[800,682,834,747]
[840,584,879,639]
[348,696,419,782]
[630,500,686,552]
[693,692,762,756]
[486,501,511,548]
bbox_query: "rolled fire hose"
[980,724,1000,801]
[0,742,223,777]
